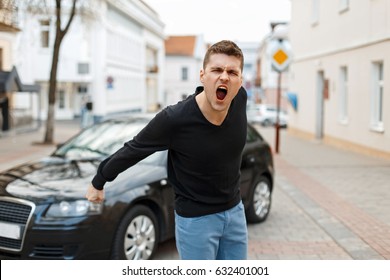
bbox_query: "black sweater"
[92,86,247,217]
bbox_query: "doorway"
[316,71,325,139]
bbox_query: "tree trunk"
[44,29,61,143]
[43,0,77,144]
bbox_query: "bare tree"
[43,0,77,144]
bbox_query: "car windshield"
[54,119,157,162]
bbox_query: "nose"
[219,70,229,81]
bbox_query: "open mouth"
[216,86,228,100]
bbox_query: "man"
[86,40,247,259]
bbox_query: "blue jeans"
[174,201,248,260]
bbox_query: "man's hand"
[86,184,104,203]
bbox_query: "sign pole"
[275,71,281,154]
[269,37,292,154]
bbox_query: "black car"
[0,116,274,260]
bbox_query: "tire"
[262,119,271,127]
[111,205,159,260]
[245,176,272,223]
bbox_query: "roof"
[165,35,197,56]
[0,66,40,93]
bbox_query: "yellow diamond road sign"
[269,39,292,72]
[273,49,288,66]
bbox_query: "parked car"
[247,104,288,128]
[0,115,274,260]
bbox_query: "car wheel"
[246,176,272,223]
[262,119,271,127]
[111,205,159,260]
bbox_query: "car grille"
[32,245,65,258]
[0,197,35,252]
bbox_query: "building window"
[311,0,320,25]
[40,19,50,48]
[58,89,65,109]
[339,0,349,13]
[371,62,384,132]
[78,85,88,93]
[146,47,158,73]
[78,63,89,74]
[339,66,348,124]
[181,67,188,81]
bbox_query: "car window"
[55,120,147,158]
[246,125,262,143]
[54,119,167,166]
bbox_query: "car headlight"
[46,200,103,217]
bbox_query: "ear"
[200,69,204,83]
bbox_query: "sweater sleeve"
[91,109,173,190]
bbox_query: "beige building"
[288,0,390,157]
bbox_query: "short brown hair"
[203,40,244,72]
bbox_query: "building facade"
[289,0,390,157]
[237,41,260,104]
[1,0,41,132]
[13,0,165,122]
[164,35,206,105]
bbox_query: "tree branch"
[62,0,77,36]
[57,0,77,42]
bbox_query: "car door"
[240,125,261,200]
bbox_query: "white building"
[13,0,165,122]
[164,35,206,105]
[236,41,259,104]
[1,0,41,132]
[289,0,390,157]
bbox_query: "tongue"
[216,89,227,100]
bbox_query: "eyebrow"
[209,66,241,72]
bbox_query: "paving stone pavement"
[1,121,389,260]
[251,126,390,260]
[155,126,390,260]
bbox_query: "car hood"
[0,156,166,202]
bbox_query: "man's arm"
[85,109,173,201]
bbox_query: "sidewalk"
[0,120,81,172]
[155,126,390,260]
[1,121,390,260]
[254,126,390,260]
[156,126,390,260]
